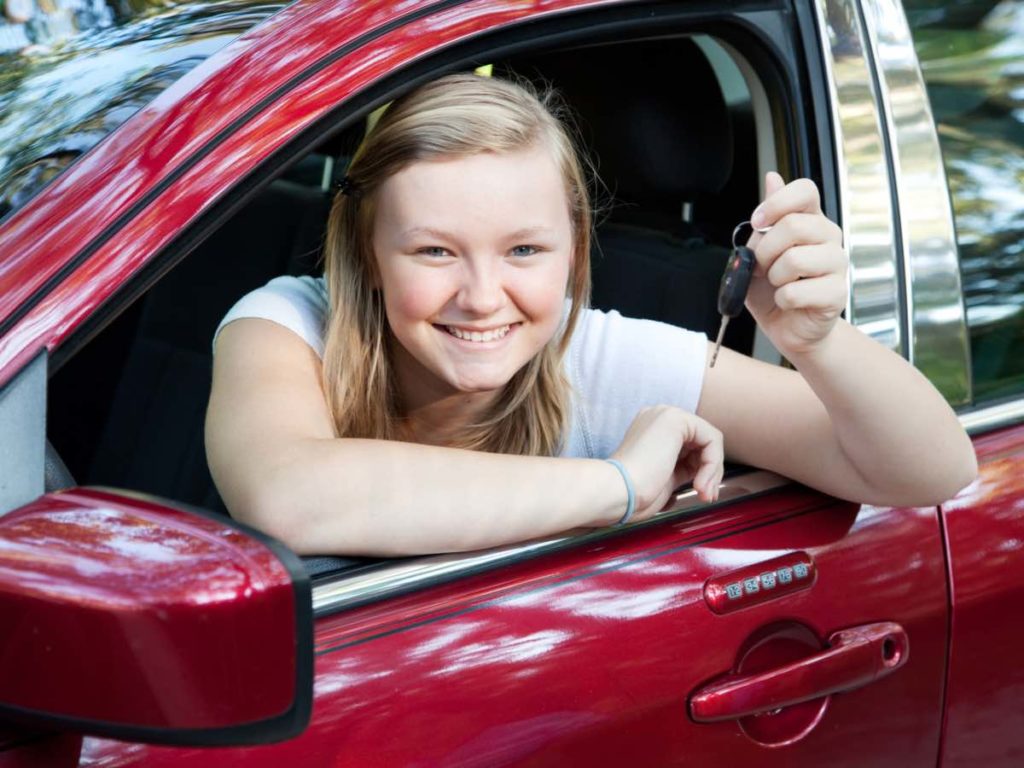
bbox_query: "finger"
[680,418,723,460]
[773,274,848,312]
[704,452,725,502]
[753,214,843,277]
[693,458,721,502]
[671,452,696,486]
[671,464,693,493]
[744,172,787,250]
[688,435,724,501]
[751,177,823,231]
[765,243,848,288]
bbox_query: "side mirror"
[0,488,312,746]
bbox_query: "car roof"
[0,0,657,386]
[0,1,284,222]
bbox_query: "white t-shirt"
[214,275,708,458]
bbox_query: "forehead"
[375,146,571,234]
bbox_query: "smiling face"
[372,145,574,417]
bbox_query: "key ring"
[731,220,772,249]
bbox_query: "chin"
[444,363,526,394]
[448,375,515,394]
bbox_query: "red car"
[1,0,1022,765]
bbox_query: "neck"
[398,394,497,447]
[390,341,502,447]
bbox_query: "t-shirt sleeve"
[212,275,329,357]
[568,307,708,459]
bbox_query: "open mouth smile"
[437,323,519,343]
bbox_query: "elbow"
[208,438,339,555]
[912,434,979,507]
[943,441,979,502]
[858,432,979,509]
[938,426,979,503]
[223,477,319,554]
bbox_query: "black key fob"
[717,246,756,317]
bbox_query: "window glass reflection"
[0,1,282,222]
[905,0,1024,403]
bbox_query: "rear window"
[0,0,283,222]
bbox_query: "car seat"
[512,37,755,352]
[82,178,332,511]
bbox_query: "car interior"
[44,32,779,573]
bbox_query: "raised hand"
[744,172,848,358]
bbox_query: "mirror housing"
[0,488,312,745]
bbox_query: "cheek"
[510,260,572,323]
[382,267,450,324]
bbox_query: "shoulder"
[213,275,329,357]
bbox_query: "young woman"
[205,73,976,557]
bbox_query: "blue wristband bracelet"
[604,459,636,526]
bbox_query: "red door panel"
[940,424,1024,766]
[0,731,81,768]
[80,486,947,766]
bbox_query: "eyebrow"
[400,226,558,241]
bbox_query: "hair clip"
[334,176,362,199]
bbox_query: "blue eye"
[510,245,539,258]
[418,246,450,258]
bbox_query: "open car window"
[42,15,801,584]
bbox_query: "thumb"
[749,171,787,235]
[764,170,786,198]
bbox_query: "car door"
[0,1,951,766]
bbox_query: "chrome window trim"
[812,0,902,354]
[960,399,1024,437]
[857,0,971,406]
[311,470,788,617]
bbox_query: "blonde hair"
[321,73,592,455]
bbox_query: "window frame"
[40,1,842,612]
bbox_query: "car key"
[709,221,768,368]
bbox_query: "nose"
[456,258,507,316]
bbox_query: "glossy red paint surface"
[0,0,422,327]
[689,621,908,722]
[78,488,948,767]
[0,731,81,768]
[0,489,297,729]
[0,0,1008,764]
[940,423,1024,766]
[0,0,620,385]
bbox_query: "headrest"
[517,38,734,211]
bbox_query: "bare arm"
[206,319,721,556]
[698,173,976,506]
[701,322,975,506]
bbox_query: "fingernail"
[751,205,766,228]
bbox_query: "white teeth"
[445,324,511,342]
